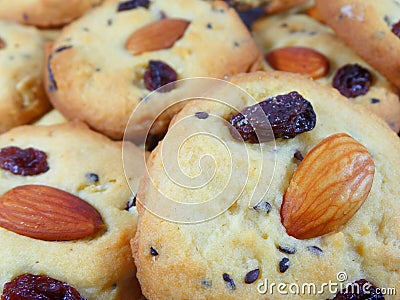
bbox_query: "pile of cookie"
[0,0,399,299]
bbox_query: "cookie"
[133,71,400,299]
[0,122,145,299]
[46,0,262,141]
[0,0,103,27]
[315,0,400,89]
[33,109,67,126]
[252,13,400,132]
[0,21,51,133]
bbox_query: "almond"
[125,18,190,55]
[0,185,105,241]
[305,5,325,23]
[0,37,5,49]
[265,46,329,79]
[281,133,374,239]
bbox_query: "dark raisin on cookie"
[195,112,209,119]
[0,146,49,176]
[279,257,290,273]
[85,173,99,183]
[244,269,260,284]
[370,98,380,104]
[253,201,272,214]
[1,274,85,300]
[391,21,400,38]
[332,279,384,300]
[150,246,159,256]
[278,245,297,254]
[117,0,150,12]
[333,64,372,98]
[223,273,236,290]
[54,45,73,53]
[229,91,316,143]
[293,150,304,161]
[125,195,137,210]
[144,60,178,92]
[306,245,323,255]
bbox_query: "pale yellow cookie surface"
[133,71,400,299]
[0,122,145,300]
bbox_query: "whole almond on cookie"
[281,133,374,239]
[0,185,105,241]
[266,46,329,79]
[0,37,4,49]
[125,18,190,55]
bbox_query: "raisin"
[278,245,297,254]
[195,112,209,119]
[333,64,372,98]
[293,150,304,161]
[229,91,316,143]
[1,274,85,300]
[144,60,178,92]
[125,194,136,211]
[0,146,49,176]
[222,273,236,290]
[307,245,323,255]
[370,98,380,104]
[85,173,99,183]
[117,0,150,12]
[150,246,159,256]
[392,21,400,38]
[332,279,384,300]
[244,269,260,284]
[253,201,272,214]
[279,257,290,273]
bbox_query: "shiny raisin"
[392,21,400,38]
[1,274,85,300]
[0,146,49,176]
[144,60,177,92]
[117,0,150,12]
[229,91,316,143]
[332,279,384,300]
[333,64,372,98]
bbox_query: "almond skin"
[125,18,190,55]
[0,185,105,241]
[305,5,325,23]
[281,133,374,239]
[0,37,4,49]
[265,46,329,79]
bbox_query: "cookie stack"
[0,0,399,299]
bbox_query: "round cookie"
[133,71,400,299]
[0,21,51,133]
[47,0,262,141]
[0,122,145,299]
[0,0,103,27]
[315,0,400,89]
[252,13,400,132]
